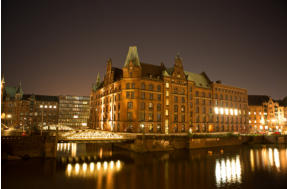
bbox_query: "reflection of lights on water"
[90,162,94,172]
[215,155,241,187]
[268,148,273,167]
[75,163,80,174]
[274,148,280,169]
[110,161,114,169]
[104,161,108,170]
[116,160,121,170]
[250,147,284,171]
[97,162,101,170]
[250,149,255,172]
[83,163,87,172]
[66,160,123,178]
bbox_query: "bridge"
[58,129,136,143]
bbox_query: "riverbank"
[115,134,287,152]
[1,136,57,160]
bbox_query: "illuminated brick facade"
[248,95,287,133]
[89,46,248,133]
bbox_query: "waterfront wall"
[116,135,287,152]
[1,136,57,160]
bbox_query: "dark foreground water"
[2,143,287,189]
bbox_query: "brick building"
[89,46,248,133]
[248,95,287,133]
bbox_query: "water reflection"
[249,147,287,172]
[57,143,112,159]
[65,160,123,178]
[215,155,242,187]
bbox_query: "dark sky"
[2,0,287,99]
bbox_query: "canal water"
[2,144,287,189]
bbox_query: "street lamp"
[40,105,44,136]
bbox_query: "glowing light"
[75,163,80,174]
[90,162,95,172]
[65,160,123,178]
[116,160,121,170]
[260,125,263,130]
[215,156,242,187]
[49,105,52,108]
[220,108,224,115]
[82,123,87,126]
[97,162,101,170]
[214,107,219,114]
[225,108,229,115]
[66,130,123,140]
[73,115,78,119]
[234,109,238,116]
[44,105,48,108]
[83,163,87,172]
[265,126,268,130]
[230,109,233,115]
[40,105,43,108]
[274,148,280,169]
[104,161,108,170]
[7,114,12,118]
[250,149,255,172]
[53,105,57,109]
[110,161,114,169]
[268,148,273,167]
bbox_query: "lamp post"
[40,105,44,136]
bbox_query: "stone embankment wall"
[116,135,287,152]
[2,136,57,160]
[115,135,189,153]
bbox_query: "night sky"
[2,0,287,99]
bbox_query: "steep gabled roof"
[22,94,59,102]
[184,71,211,88]
[248,95,270,106]
[140,63,165,79]
[112,67,123,81]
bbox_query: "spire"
[16,81,23,94]
[124,46,141,67]
[175,52,182,61]
[96,72,101,84]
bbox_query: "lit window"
[230,109,234,115]
[82,123,87,126]
[44,105,48,108]
[40,105,43,108]
[166,91,169,97]
[214,107,219,114]
[74,115,78,118]
[49,105,52,108]
[220,108,224,115]
[165,109,169,116]
[166,83,169,88]
[166,99,169,106]
[53,105,57,109]
[234,109,238,116]
[225,108,229,115]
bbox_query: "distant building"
[89,46,248,133]
[58,95,90,128]
[248,95,287,133]
[20,94,59,128]
[1,82,24,127]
